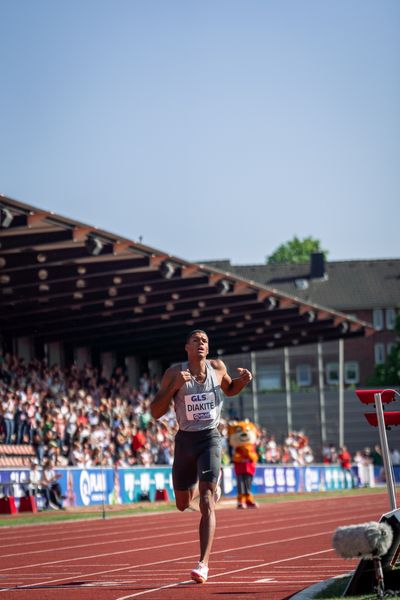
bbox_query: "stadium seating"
[0,445,36,467]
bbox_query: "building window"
[373,309,384,330]
[325,362,360,385]
[258,365,282,391]
[296,364,312,386]
[345,361,359,384]
[374,343,385,365]
[386,308,396,330]
[387,343,396,357]
[326,363,339,385]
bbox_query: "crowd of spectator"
[322,442,400,470]
[0,353,175,468]
[249,429,314,466]
[0,353,318,469]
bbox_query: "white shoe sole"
[191,570,207,584]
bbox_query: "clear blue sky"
[1,0,399,264]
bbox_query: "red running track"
[0,492,391,600]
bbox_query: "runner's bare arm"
[211,359,252,397]
[150,366,190,419]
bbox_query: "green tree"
[368,314,400,385]
[266,236,328,264]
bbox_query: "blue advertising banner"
[374,465,400,484]
[117,467,174,504]
[0,463,364,509]
[221,464,351,497]
[55,466,175,507]
[0,468,30,496]
[57,468,114,507]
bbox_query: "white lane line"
[115,548,334,599]
[0,529,334,593]
[0,499,377,547]
[0,523,187,549]
[0,506,376,569]
[0,504,357,550]
[0,527,197,558]
[211,559,266,562]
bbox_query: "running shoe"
[191,561,209,583]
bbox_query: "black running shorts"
[172,428,222,491]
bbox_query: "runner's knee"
[199,488,214,514]
[176,498,189,511]
[175,490,191,511]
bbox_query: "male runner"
[150,329,252,583]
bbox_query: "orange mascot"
[228,420,259,509]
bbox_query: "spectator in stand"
[41,458,64,510]
[32,427,45,464]
[323,443,338,465]
[49,444,69,467]
[355,447,374,487]
[26,389,39,443]
[265,435,281,464]
[338,445,353,488]
[131,424,146,458]
[371,444,384,482]
[391,448,400,466]
[1,351,318,474]
[2,390,16,443]
[15,394,29,444]
[155,439,173,465]
[139,372,150,397]
[283,431,313,466]
[29,459,42,495]
[70,440,85,467]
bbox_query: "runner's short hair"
[186,329,208,342]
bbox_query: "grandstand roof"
[0,195,373,362]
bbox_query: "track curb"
[290,574,349,599]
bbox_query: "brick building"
[203,255,399,454]
[205,255,399,387]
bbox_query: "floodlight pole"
[250,352,259,425]
[374,392,397,511]
[99,443,106,520]
[317,342,327,449]
[338,339,344,448]
[284,347,293,434]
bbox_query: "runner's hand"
[236,368,252,384]
[176,369,192,387]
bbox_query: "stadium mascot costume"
[228,420,259,509]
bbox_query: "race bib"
[184,392,216,422]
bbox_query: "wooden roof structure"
[0,195,374,362]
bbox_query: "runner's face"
[185,332,209,359]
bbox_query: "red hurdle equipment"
[356,388,399,511]
[0,496,17,514]
[344,388,400,596]
[155,488,169,501]
[18,495,38,513]
[355,389,397,405]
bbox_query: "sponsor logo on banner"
[79,470,106,506]
[264,468,276,491]
[222,466,234,493]
[305,467,320,492]
[124,472,135,501]
[286,468,296,488]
